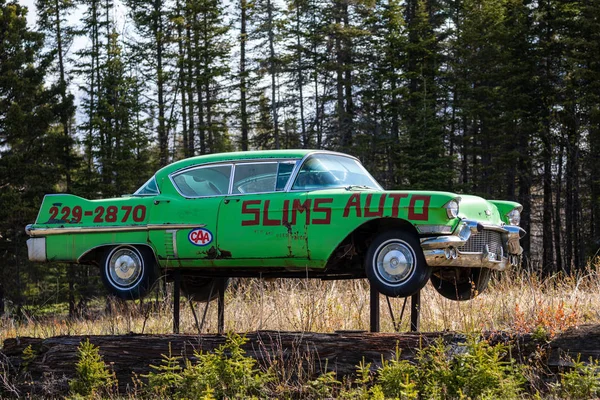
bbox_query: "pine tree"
[252,93,275,149]
[35,0,78,192]
[250,0,283,149]
[0,0,63,312]
[126,0,175,166]
[75,0,110,196]
[400,0,452,190]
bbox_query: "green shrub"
[180,333,273,399]
[339,359,382,400]
[144,344,184,398]
[143,333,272,399]
[371,338,524,400]
[21,345,36,371]
[375,348,419,400]
[69,339,116,399]
[554,356,600,399]
[307,370,340,398]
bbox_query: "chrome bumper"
[420,220,525,271]
[27,237,47,262]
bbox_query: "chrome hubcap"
[375,240,415,284]
[107,247,143,289]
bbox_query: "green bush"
[69,339,116,399]
[371,338,524,400]
[143,333,272,399]
[375,349,419,400]
[554,356,600,399]
[144,344,184,398]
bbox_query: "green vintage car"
[26,150,525,301]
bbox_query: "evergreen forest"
[0,0,599,314]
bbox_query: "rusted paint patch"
[203,246,232,259]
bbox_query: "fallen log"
[1,325,596,397]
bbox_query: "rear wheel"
[101,245,156,300]
[181,276,228,302]
[365,230,431,298]
[430,267,492,301]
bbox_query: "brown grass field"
[1,266,598,342]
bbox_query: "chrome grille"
[458,230,504,260]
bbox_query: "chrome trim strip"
[171,156,307,176]
[26,223,206,237]
[77,243,159,264]
[424,249,511,271]
[421,235,468,249]
[416,225,453,234]
[166,229,179,258]
[229,163,236,194]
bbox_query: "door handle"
[224,199,230,204]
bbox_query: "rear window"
[134,176,159,196]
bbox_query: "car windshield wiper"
[345,185,372,190]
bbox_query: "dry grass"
[2,266,600,343]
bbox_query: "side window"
[276,161,296,191]
[292,157,340,190]
[171,164,232,197]
[233,163,278,194]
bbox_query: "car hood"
[458,194,504,225]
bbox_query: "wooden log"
[3,325,600,396]
[547,324,600,367]
[2,331,450,388]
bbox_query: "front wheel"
[365,230,431,298]
[430,267,492,301]
[101,245,156,300]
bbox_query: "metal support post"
[369,284,380,332]
[173,269,181,334]
[410,290,420,332]
[217,279,226,334]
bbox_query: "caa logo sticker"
[188,228,213,246]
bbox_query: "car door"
[217,160,310,259]
[148,163,232,267]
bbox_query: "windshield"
[292,154,382,191]
[133,176,159,196]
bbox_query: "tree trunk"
[295,3,307,148]
[240,0,249,151]
[153,0,168,166]
[267,0,279,149]
[0,282,4,316]
[542,126,554,274]
[53,0,72,193]
[554,142,564,272]
[176,0,188,158]
[185,13,195,156]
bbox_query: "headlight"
[507,208,521,226]
[444,198,460,219]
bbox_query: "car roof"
[156,149,347,177]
